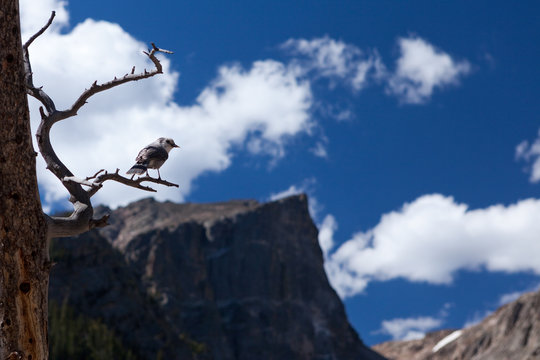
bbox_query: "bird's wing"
[135,145,168,164]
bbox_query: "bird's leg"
[157,169,162,180]
[130,174,135,180]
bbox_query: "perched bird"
[126,137,179,179]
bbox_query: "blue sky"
[21,0,540,345]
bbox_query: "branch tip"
[23,11,56,50]
[90,214,110,229]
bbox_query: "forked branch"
[62,169,179,197]
[60,42,173,122]
[24,12,177,239]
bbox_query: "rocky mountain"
[49,195,386,360]
[373,289,540,360]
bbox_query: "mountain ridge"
[50,195,386,360]
[373,289,540,359]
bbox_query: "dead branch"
[87,169,179,197]
[56,42,173,122]
[62,168,179,197]
[23,11,56,49]
[24,12,176,238]
[23,11,57,114]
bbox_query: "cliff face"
[374,289,540,360]
[49,195,386,360]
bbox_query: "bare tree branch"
[23,11,56,49]
[88,169,179,197]
[62,168,179,197]
[48,43,174,124]
[23,14,176,239]
[23,11,57,114]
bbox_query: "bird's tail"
[126,164,147,175]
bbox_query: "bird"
[126,137,179,179]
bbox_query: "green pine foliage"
[48,300,139,360]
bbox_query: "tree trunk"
[0,0,50,359]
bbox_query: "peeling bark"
[0,0,50,358]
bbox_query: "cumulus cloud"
[282,36,386,91]
[20,0,69,35]
[21,1,313,209]
[326,194,540,298]
[388,37,471,104]
[269,185,304,201]
[516,130,540,183]
[318,214,337,258]
[21,2,472,211]
[283,35,470,104]
[378,316,443,341]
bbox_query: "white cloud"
[326,194,540,298]
[21,3,473,213]
[269,185,305,202]
[310,141,328,159]
[378,316,443,341]
[20,0,69,35]
[318,214,337,258]
[333,109,353,122]
[516,130,540,183]
[282,36,385,91]
[284,35,470,104]
[269,178,321,219]
[388,37,471,104]
[21,1,314,209]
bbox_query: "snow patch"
[432,330,463,353]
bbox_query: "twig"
[86,169,105,181]
[23,12,58,115]
[23,11,56,50]
[87,169,179,198]
[55,44,174,123]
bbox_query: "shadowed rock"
[374,290,540,360]
[50,195,386,360]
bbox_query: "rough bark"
[0,0,50,359]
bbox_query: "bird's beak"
[174,144,180,148]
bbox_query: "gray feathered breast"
[136,145,168,169]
